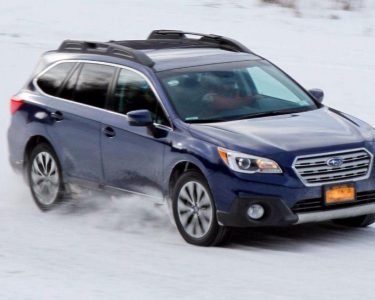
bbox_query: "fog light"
[247,204,265,220]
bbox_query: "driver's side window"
[109,68,170,126]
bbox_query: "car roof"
[52,31,262,72]
[43,46,260,73]
[112,38,260,71]
[142,48,259,72]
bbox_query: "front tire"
[28,143,64,211]
[172,170,230,246]
[332,214,375,228]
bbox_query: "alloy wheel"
[177,181,213,238]
[30,151,60,206]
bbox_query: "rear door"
[100,67,172,200]
[38,61,116,183]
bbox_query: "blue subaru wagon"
[8,30,375,246]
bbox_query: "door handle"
[103,126,116,138]
[50,111,64,121]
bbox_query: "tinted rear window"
[37,62,75,96]
[72,63,115,108]
[59,65,80,100]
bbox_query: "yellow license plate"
[325,184,356,205]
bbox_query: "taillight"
[10,96,24,114]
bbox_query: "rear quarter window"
[36,62,75,96]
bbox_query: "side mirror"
[308,89,324,103]
[127,109,153,127]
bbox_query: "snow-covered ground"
[1,1,375,299]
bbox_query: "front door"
[101,67,171,200]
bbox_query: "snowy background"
[1,0,375,299]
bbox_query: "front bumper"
[296,202,375,224]
[217,195,298,227]
[210,145,375,227]
[216,191,375,227]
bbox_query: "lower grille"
[292,190,375,213]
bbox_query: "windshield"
[158,60,318,123]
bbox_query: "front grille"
[292,190,375,213]
[293,148,373,186]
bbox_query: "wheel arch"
[167,160,208,201]
[23,135,55,171]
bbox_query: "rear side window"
[72,63,116,108]
[37,62,75,96]
[59,65,80,100]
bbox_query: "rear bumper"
[8,156,28,185]
[9,157,24,174]
[217,194,375,227]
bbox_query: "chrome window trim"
[32,59,174,130]
[292,147,374,187]
[153,123,173,132]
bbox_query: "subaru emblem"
[327,157,343,167]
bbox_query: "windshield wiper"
[235,107,314,120]
[185,107,315,124]
[185,118,231,124]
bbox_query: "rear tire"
[172,170,230,246]
[332,214,375,228]
[28,143,65,211]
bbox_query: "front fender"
[162,130,221,198]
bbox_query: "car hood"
[189,107,374,158]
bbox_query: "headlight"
[218,147,282,174]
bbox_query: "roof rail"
[58,40,155,67]
[148,30,253,54]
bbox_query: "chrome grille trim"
[292,148,373,186]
